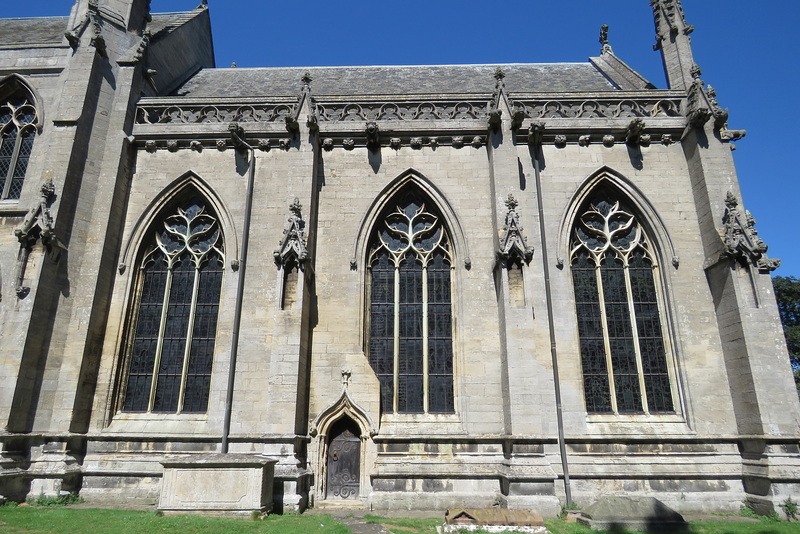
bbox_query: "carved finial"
[599,24,613,54]
[290,197,302,217]
[505,194,518,211]
[231,62,236,68]
[724,191,738,209]
[301,70,312,86]
[341,367,352,389]
[494,66,505,82]
[40,180,55,201]
[497,194,534,265]
[690,63,702,80]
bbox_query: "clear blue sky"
[4,1,798,276]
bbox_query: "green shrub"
[782,497,798,521]
[27,492,84,507]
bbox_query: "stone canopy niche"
[158,454,277,514]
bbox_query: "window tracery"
[0,95,39,200]
[570,193,673,415]
[367,192,454,414]
[122,199,224,414]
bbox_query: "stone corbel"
[496,194,534,266]
[273,198,309,268]
[626,118,646,147]
[488,109,502,132]
[366,122,380,151]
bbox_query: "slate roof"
[0,17,68,46]
[0,12,199,47]
[173,63,619,99]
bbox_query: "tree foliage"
[773,276,800,395]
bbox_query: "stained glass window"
[0,95,38,200]
[123,199,224,414]
[570,193,673,415]
[367,192,454,414]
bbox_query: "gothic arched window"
[367,192,454,414]
[570,192,673,415]
[0,93,38,200]
[122,198,224,414]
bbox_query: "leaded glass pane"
[123,250,168,412]
[368,191,453,415]
[153,253,193,412]
[123,199,223,414]
[571,192,673,415]
[428,249,453,413]
[369,250,394,412]
[572,251,612,413]
[398,257,424,413]
[629,251,673,412]
[0,94,38,199]
[183,252,224,413]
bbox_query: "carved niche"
[720,192,779,272]
[274,198,309,268]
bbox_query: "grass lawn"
[0,507,350,534]
[2,507,799,534]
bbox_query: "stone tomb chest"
[159,454,277,513]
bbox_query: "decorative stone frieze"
[322,138,334,151]
[145,140,157,152]
[497,194,534,265]
[274,198,309,267]
[471,136,483,148]
[603,135,615,147]
[661,134,673,145]
[343,138,355,150]
[258,139,271,151]
[136,102,297,125]
[166,140,178,152]
[514,98,680,120]
[452,136,464,148]
[429,137,439,147]
[579,135,591,147]
[390,137,401,149]
[216,139,226,150]
[410,137,423,149]
[554,135,567,148]
[719,192,780,272]
[279,139,291,150]
[190,140,202,151]
[317,100,490,122]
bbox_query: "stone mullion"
[393,262,400,414]
[623,260,649,415]
[147,258,175,412]
[176,263,201,414]
[422,261,429,414]
[594,260,618,415]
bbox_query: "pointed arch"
[0,74,44,200]
[117,177,230,414]
[310,386,378,439]
[558,166,677,268]
[563,167,679,415]
[119,171,238,274]
[360,172,458,415]
[351,169,469,270]
[0,74,45,133]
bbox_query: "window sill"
[378,412,465,436]
[104,412,210,435]
[583,412,691,437]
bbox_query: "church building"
[1,0,798,516]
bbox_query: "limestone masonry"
[0,0,798,517]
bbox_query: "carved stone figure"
[497,194,534,265]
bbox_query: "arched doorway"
[326,417,361,499]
